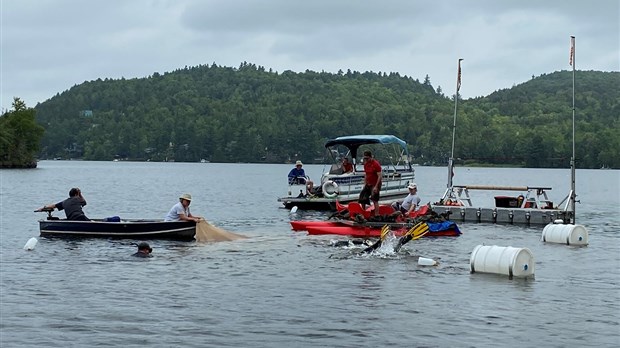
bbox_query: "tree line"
[5,62,619,169]
[0,98,45,168]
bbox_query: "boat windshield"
[324,135,412,172]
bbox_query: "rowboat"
[37,210,196,241]
[278,135,416,210]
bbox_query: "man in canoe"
[164,193,203,222]
[359,150,382,216]
[35,187,89,221]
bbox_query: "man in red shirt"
[358,150,382,216]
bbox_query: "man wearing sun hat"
[287,160,314,195]
[164,193,203,222]
[391,183,421,215]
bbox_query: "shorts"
[391,202,408,214]
[358,184,380,205]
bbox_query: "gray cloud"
[1,0,618,110]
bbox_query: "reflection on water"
[1,162,619,347]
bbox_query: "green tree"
[0,97,45,168]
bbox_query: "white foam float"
[417,257,437,266]
[290,206,298,214]
[470,245,534,278]
[24,237,38,251]
[541,223,589,246]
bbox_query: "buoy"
[322,180,339,198]
[24,237,38,251]
[418,257,437,266]
[290,206,298,214]
[541,224,588,246]
[470,245,534,278]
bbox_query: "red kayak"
[290,220,344,231]
[335,201,430,220]
[306,226,407,238]
[304,221,461,238]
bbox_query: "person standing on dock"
[359,151,382,216]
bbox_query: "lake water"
[1,161,619,347]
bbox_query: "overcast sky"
[1,0,618,111]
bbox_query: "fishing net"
[194,221,248,242]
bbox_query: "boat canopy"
[324,135,407,150]
[324,135,410,168]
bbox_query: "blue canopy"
[324,135,407,149]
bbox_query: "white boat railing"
[440,185,557,209]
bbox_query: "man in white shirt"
[165,193,203,222]
[391,183,421,215]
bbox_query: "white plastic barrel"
[470,245,535,278]
[541,224,589,246]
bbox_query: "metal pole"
[448,59,463,189]
[570,36,576,223]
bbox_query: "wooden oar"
[394,222,430,252]
[361,225,391,253]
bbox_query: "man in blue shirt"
[287,160,314,195]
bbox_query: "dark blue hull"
[39,219,196,241]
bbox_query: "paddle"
[361,225,391,253]
[394,222,430,252]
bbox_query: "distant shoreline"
[0,161,37,169]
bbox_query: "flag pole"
[570,36,576,223]
[447,58,463,189]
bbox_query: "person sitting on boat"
[391,183,421,215]
[358,150,382,216]
[342,157,354,173]
[132,242,153,258]
[35,187,90,221]
[164,193,203,222]
[287,160,314,195]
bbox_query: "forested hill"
[33,63,619,168]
